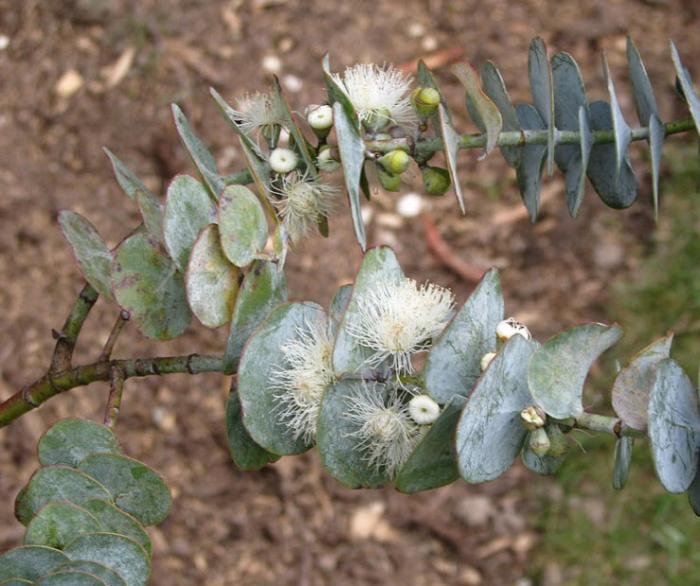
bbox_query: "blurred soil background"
[1,0,700,584]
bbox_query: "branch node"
[51,328,65,341]
[186,354,197,374]
[21,386,39,407]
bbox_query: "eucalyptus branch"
[49,283,99,374]
[0,354,224,429]
[573,412,645,439]
[104,365,126,428]
[364,118,697,157]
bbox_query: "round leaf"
[53,562,125,586]
[455,335,538,483]
[78,454,171,527]
[163,174,217,272]
[649,359,700,494]
[81,500,151,556]
[218,185,268,268]
[15,466,112,526]
[112,230,192,340]
[64,533,149,586]
[24,502,102,550]
[37,419,122,468]
[332,247,403,376]
[238,302,326,455]
[0,546,68,582]
[424,268,503,403]
[316,379,390,489]
[528,323,622,419]
[186,224,240,328]
[611,335,673,431]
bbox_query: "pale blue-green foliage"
[2,420,168,585]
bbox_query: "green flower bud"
[269,147,298,174]
[529,428,551,457]
[546,424,569,458]
[422,166,451,196]
[379,149,411,175]
[377,168,401,192]
[317,144,340,172]
[362,107,392,132]
[306,104,333,140]
[411,87,441,118]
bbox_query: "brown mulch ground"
[1,1,698,584]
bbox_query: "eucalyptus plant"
[1,37,700,584]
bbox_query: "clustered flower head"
[269,172,341,242]
[348,277,454,373]
[231,91,286,136]
[345,383,424,477]
[272,320,335,443]
[331,63,418,132]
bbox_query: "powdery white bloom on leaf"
[348,277,454,373]
[331,63,418,131]
[345,383,422,478]
[230,91,285,136]
[272,320,335,443]
[270,172,340,242]
[408,394,440,425]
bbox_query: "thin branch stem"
[574,412,645,439]
[104,365,126,428]
[0,354,224,429]
[98,310,130,363]
[364,117,696,157]
[49,283,99,374]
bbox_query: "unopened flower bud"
[316,144,340,172]
[529,428,551,457]
[480,351,497,372]
[422,166,451,196]
[520,405,547,431]
[408,394,440,425]
[306,104,333,139]
[546,424,569,458]
[362,107,392,132]
[379,149,411,175]
[377,168,401,192]
[269,147,298,174]
[411,87,441,118]
[496,317,532,343]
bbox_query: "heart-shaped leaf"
[424,268,503,403]
[81,500,151,557]
[528,37,555,175]
[480,61,521,168]
[648,359,700,494]
[455,335,538,483]
[528,323,622,419]
[514,104,547,221]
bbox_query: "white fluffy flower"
[331,63,418,131]
[230,91,285,136]
[348,277,454,373]
[269,147,298,174]
[272,320,335,443]
[496,318,532,342]
[345,383,422,477]
[408,394,440,425]
[270,172,340,242]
